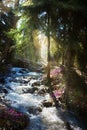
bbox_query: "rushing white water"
[26,107,67,130]
[10,67,42,77]
[0,67,85,130]
[6,93,44,108]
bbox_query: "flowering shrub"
[50,67,62,77]
[53,90,64,99]
[0,108,29,129]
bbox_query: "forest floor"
[63,67,87,129]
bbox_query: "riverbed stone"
[43,100,53,107]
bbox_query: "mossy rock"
[0,108,29,130]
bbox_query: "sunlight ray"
[38,33,48,65]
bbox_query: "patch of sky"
[57,17,63,23]
[60,25,64,30]
[19,0,25,5]
[4,12,8,16]
[1,39,6,43]
[38,12,47,19]
[2,20,6,25]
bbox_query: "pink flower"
[53,90,64,98]
[50,68,62,76]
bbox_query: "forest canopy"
[0,0,87,72]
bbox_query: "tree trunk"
[62,51,65,66]
[47,34,51,84]
[47,12,51,85]
[65,48,75,68]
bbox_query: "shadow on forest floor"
[63,68,87,129]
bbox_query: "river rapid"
[0,67,86,130]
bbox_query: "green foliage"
[50,38,58,57]
[19,0,87,71]
[77,44,87,72]
[8,10,40,62]
[0,1,16,63]
[1,0,87,70]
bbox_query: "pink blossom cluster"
[53,90,64,99]
[6,108,23,117]
[50,68,62,76]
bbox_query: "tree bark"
[47,34,51,84]
[62,51,65,66]
[65,47,75,68]
[47,12,51,85]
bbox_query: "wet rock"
[43,100,53,107]
[40,85,48,90]
[66,122,73,130]
[37,106,42,112]
[19,68,29,74]
[0,93,5,100]
[37,85,48,95]
[0,102,7,111]
[42,93,54,107]
[0,77,5,84]
[1,88,8,94]
[32,81,41,86]
[23,87,38,94]
[23,80,29,84]
[28,106,42,115]
[38,89,46,95]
